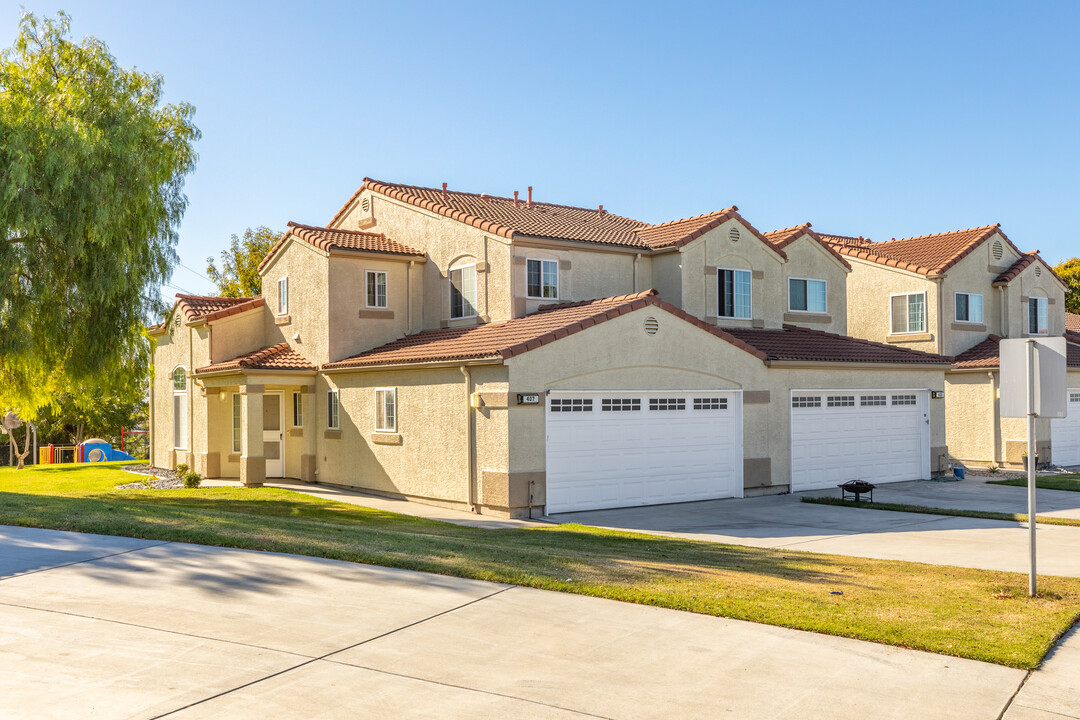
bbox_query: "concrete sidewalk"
[0,524,1042,719]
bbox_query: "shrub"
[175,462,189,476]
[987,464,1000,474]
[182,471,201,489]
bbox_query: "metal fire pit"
[839,480,876,502]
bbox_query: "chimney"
[598,204,605,218]
[514,190,520,208]
[527,186,533,208]
[442,182,448,202]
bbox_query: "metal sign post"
[1000,336,1068,597]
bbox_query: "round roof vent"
[1035,265,1042,277]
[644,316,660,335]
[729,226,741,242]
[992,240,1003,261]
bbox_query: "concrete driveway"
[549,477,1080,576]
[0,524,1042,719]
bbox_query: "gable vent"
[1035,265,1042,277]
[729,226,741,242]
[644,316,660,335]
[992,240,1003,261]
[361,197,371,214]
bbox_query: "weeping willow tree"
[0,11,199,461]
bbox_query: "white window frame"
[787,277,828,314]
[327,389,340,430]
[954,291,984,324]
[277,276,289,315]
[525,258,559,300]
[890,291,927,334]
[717,267,752,320]
[231,393,242,453]
[172,366,188,450]
[365,270,388,309]
[292,391,303,428]
[1029,296,1049,336]
[449,264,478,319]
[375,388,397,433]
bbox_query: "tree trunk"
[11,427,31,470]
[75,423,84,448]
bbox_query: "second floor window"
[717,268,751,319]
[955,292,983,323]
[1029,296,1049,335]
[366,270,388,308]
[527,259,558,299]
[891,292,926,333]
[450,265,477,319]
[277,277,288,314]
[789,278,827,313]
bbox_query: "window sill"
[227,453,240,463]
[274,314,292,326]
[783,312,832,324]
[324,429,342,439]
[288,428,303,437]
[951,322,987,332]
[371,432,402,445]
[886,332,933,343]
[358,309,394,319]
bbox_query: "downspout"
[997,285,1006,336]
[188,325,195,467]
[933,276,945,355]
[406,260,414,334]
[633,253,641,292]
[991,370,1002,465]
[460,365,478,512]
[148,372,154,467]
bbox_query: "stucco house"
[821,227,1080,468]
[149,179,965,517]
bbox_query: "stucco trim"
[323,430,343,439]
[783,312,832,324]
[370,432,403,445]
[358,309,395,320]
[886,332,933,343]
[743,390,771,404]
[743,458,771,488]
[950,322,987,332]
[274,314,292,326]
[287,428,303,437]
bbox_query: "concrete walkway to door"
[0,524,1041,719]
[549,476,1080,576]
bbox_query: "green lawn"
[989,474,1080,492]
[802,495,1080,527]
[2,463,1080,669]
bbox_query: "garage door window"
[827,395,855,407]
[792,396,821,408]
[551,398,593,412]
[649,398,686,411]
[892,394,917,406]
[861,395,887,407]
[602,398,641,411]
[1072,393,1080,403]
[694,397,727,410]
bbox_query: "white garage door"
[791,390,930,492]
[545,391,742,513]
[1051,390,1080,467]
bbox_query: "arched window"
[172,367,188,449]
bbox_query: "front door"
[263,392,284,478]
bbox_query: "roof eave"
[321,357,504,374]
[764,359,953,369]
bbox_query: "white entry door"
[545,391,743,514]
[1051,390,1080,467]
[263,392,284,478]
[790,390,930,492]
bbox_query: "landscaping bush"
[175,463,189,476]
[182,471,201,489]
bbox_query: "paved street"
[0,524,1046,719]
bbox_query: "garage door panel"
[1052,390,1080,467]
[791,390,929,492]
[546,391,741,513]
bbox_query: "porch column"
[195,388,220,478]
[300,386,317,483]
[240,384,265,487]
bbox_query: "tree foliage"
[0,11,199,420]
[206,226,279,297]
[1054,258,1080,315]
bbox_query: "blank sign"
[1000,337,1068,419]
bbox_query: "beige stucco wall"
[943,372,997,464]
[509,243,640,317]
[844,258,941,354]
[261,238,330,365]
[1002,260,1067,339]
[149,314,210,473]
[209,309,267,364]
[316,365,509,507]
[778,235,850,336]
[326,254,418,362]
[939,250,1006,357]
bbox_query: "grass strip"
[988,474,1080,492]
[800,495,1080,528]
[2,463,1080,669]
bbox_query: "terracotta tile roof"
[825,224,1016,276]
[952,335,1003,369]
[344,178,766,253]
[195,343,316,375]
[724,325,951,365]
[818,233,872,246]
[1067,313,1080,333]
[953,334,1080,369]
[762,223,851,270]
[992,252,1067,287]
[258,221,423,273]
[323,290,767,370]
[200,296,265,322]
[1065,330,1080,345]
[175,295,260,322]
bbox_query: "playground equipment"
[38,439,136,465]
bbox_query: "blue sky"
[4,1,1078,299]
